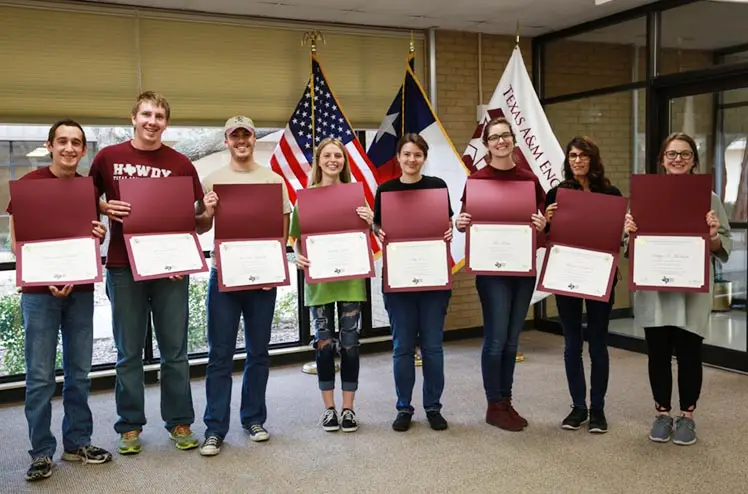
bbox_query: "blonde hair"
[132,91,171,121]
[309,137,351,186]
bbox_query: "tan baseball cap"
[224,116,255,136]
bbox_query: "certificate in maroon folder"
[10,177,103,287]
[297,182,374,283]
[120,177,208,281]
[381,188,452,293]
[464,179,538,276]
[212,183,290,292]
[628,174,711,293]
[537,188,627,301]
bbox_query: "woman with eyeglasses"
[544,136,622,434]
[455,117,547,432]
[624,133,732,446]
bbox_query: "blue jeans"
[106,267,194,433]
[203,269,276,438]
[556,292,614,410]
[22,291,94,459]
[475,275,535,403]
[310,302,361,392]
[384,290,451,414]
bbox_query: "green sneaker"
[169,425,198,451]
[118,431,142,455]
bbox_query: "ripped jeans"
[311,302,362,392]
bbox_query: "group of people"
[9,92,732,483]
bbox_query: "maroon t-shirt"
[88,141,204,268]
[460,164,547,247]
[6,166,95,294]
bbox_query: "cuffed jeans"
[556,292,614,411]
[106,267,194,433]
[310,302,361,392]
[475,275,535,403]
[384,290,451,414]
[203,269,276,439]
[22,291,94,459]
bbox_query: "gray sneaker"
[648,415,673,443]
[672,416,697,446]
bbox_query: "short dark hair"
[563,136,610,190]
[396,133,429,158]
[47,119,87,148]
[658,132,699,173]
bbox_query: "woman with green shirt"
[290,137,373,433]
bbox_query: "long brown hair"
[309,137,351,186]
[563,136,610,190]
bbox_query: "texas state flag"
[367,53,470,271]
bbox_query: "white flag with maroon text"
[461,46,565,304]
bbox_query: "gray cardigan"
[626,192,733,338]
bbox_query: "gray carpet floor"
[0,331,746,494]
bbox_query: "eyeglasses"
[487,133,513,142]
[568,152,590,161]
[664,150,694,160]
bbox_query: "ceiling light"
[25,147,48,157]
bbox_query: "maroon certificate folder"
[464,179,538,276]
[120,177,208,281]
[297,182,374,283]
[381,187,452,292]
[212,183,290,292]
[628,174,712,293]
[537,188,627,301]
[10,177,103,287]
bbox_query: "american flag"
[270,55,380,252]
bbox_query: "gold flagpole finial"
[515,21,520,46]
[409,30,415,54]
[302,30,325,53]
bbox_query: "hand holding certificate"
[120,177,208,281]
[10,177,103,287]
[297,182,374,283]
[538,188,627,301]
[464,180,537,276]
[212,183,290,292]
[628,174,711,292]
[381,188,451,292]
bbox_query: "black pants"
[644,326,703,412]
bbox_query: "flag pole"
[514,20,525,364]
[300,31,339,376]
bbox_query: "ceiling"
[75,0,655,37]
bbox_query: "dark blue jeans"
[21,291,94,459]
[106,267,194,433]
[384,290,451,414]
[310,302,361,392]
[556,292,614,411]
[203,269,277,438]
[475,275,535,403]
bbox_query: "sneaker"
[321,407,340,432]
[486,399,525,431]
[648,415,674,443]
[247,424,270,442]
[672,416,697,446]
[340,408,359,433]
[25,457,53,482]
[169,424,199,451]
[392,411,412,432]
[426,411,448,431]
[588,409,608,434]
[562,406,589,430]
[199,435,223,456]
[118,430,142,455]
[61,445,113,464]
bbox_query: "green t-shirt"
[289,206,367,307]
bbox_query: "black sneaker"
[589,409,608,434]
[321,407,340,432]
[61,445,113,464]
[426,411,448,431]
[25,456,53,482]
[561,406,589,430]
[340,408,359,433]
[199,435,223,456]
[392,411,412,432]
[247,424,270,442]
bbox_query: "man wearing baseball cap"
[196,116,291,456]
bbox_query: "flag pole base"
[301,362,340,374]
[415,352,423,367]
[516,352,525,363]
